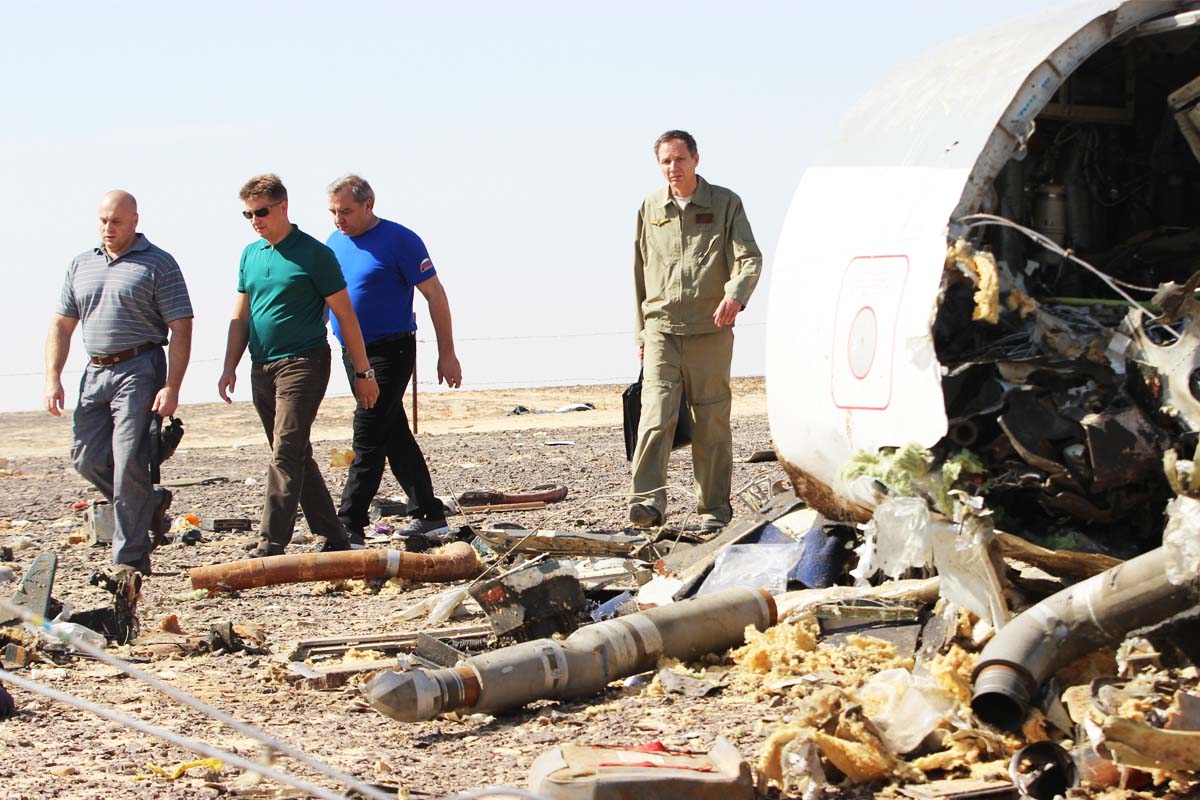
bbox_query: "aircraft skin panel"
[767,0,1196,501]
[766,165,965,483]
[826,1,1179,170]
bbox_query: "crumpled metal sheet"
[1125,272,1200,432]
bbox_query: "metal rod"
[0,597,392,799]
[412,346,419,435]
[0,666,352,800]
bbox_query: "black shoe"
[248,542,285,559]
[346,529,366,548]
[700,516,728,535]
[388,517,452,542]
[149,488,173,548]
[628,503,663,528]
[318,536,352,553]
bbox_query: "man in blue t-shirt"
[326,174,462,543]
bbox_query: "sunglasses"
[242,200,283,220]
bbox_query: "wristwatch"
[355,368,376,380]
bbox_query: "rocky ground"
[0,380,791,800]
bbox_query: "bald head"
[98,190,139,258]
[100,190,137,214]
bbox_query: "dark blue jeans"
[339,333,444,534]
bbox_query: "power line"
[0,322,766,379]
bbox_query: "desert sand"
[2,377,768,455]
[0,378,780,799]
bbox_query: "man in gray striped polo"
[43,190,193,575]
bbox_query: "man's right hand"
[355,376,380,409]
[638,345,644,362]
[44,379,64,417]
[217,370,237,404]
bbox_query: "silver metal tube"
[366,587,776,722]
[971,546,1200,730]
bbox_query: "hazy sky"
[1,0,1055,413]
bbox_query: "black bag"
[622,371,692,461]
[149,415,185,484]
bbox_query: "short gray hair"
[327,174,375,203]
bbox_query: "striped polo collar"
[94,233,152,263]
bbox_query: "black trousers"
[338,334,444,533]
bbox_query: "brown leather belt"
[89,342,161,367]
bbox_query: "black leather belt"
[368,332,415,345]
[89,342,161,367]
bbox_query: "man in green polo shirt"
[629,130,762,534]
[218,173,379,557]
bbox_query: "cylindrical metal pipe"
[189,542,481,592]
[948,420,979,448]
[972,546,1200,731]
[366,587,777,722]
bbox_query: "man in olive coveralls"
[629,130,762,533]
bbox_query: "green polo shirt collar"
[259,224,301,252]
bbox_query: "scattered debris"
[366,587,775,721]
[469,559,587,643]
[201,517,252,532]
[528,737,753,799]
[189,542,482,592]
[508,403,595,415]
[0,681,13,718]
[899,779,1017,799]
[0,552,57,626]
[476,527,649,558]
[133,618,268,659]
[277,624,494,690]
[68,568,143,645]
[662,497,810,599]
[141,757,224,781]
[158,476,230,488]
[285,624,494,665]
[1,643,32,669]
[1008,741,1076,800]
[973,541,1199,731]
[697,541,807,596]
[655,666,724,698]
[461,500,547,513]
[457,484,568,506]
[636,574,682,608]
[84,501,114,545]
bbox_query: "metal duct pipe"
[366,587,777,722]
[972,546,1200,731]
[947,420,980,448]
[189,541,481,592]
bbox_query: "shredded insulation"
[946,239,1001,324]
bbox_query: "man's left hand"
[713,297,744,327]
[152,386,179,417]
[438,354,463,389]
